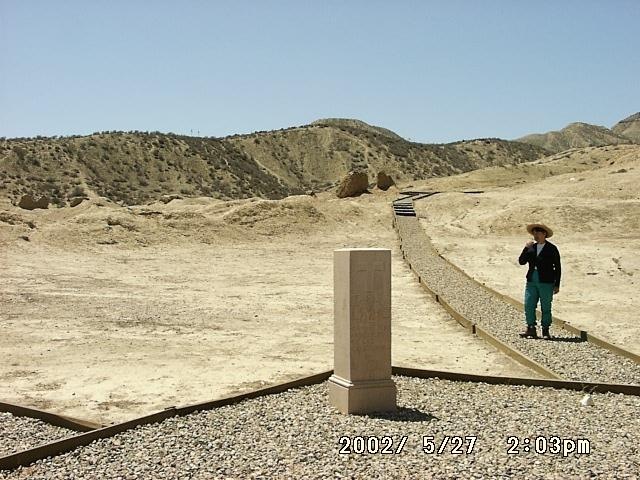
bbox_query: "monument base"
[328,375,397,414]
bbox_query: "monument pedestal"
[329,248,397,415]
[328,375,397,414]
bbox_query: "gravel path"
[2,376,638,479]
[395,213,640,385]
[0,412,75,457]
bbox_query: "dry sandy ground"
[0,188,531,425]
[411,144,640,354]
[1,144,637,425]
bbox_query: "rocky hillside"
[517,122,632,153]
[0,133,292,207]
[0,121,547,207]
[612,112,640,143]
[225,119,546,191]
[311,118,405,140]
[517,112,640,153]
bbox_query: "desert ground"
[1,144,638,424]
[0,188,532,425]
[412,144,639,352]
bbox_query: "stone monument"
[328,248,397,414]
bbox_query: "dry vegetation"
[0,119,547,208]
[228,120,547,192]
[0,132,291,207]
[612,112,640,143]
[517,113,640,153]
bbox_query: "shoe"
[519,326,538,339]
[542,327,551,339]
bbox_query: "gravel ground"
[0,412,75,457]
[395,214,640,385]
[2,376,638,479]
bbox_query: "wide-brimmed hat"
[527,223,553,238]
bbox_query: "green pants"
[524,270,554,327]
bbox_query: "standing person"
[518,223,561,339]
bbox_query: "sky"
[1,1,638,143]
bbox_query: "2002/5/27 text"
[337,435,477,454]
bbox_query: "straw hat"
[526,223,553,238]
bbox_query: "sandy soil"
[410,145,640,354]
[2,144,637,424]
[0,188,531,424]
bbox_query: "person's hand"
[526,241,534,248]
[553,286,559,295]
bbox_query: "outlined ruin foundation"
[3,229,639,471]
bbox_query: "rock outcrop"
[376,172,395,191]
[69,197,89,207]
[17,194,49,210]
[336,171,369,198]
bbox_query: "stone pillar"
[328,248,397,414]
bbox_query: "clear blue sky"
[1,1,638,143]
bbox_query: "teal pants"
[524,270,554,327]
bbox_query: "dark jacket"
[518,241,561,287]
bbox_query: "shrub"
[50,196,65,207]
[14,146,26,161]
[71,185,86,197]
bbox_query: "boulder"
[69,197,89,207]
[336,171,369,198]
[159,194,183,204]
[376,172,395,191]
[18,194,49,210]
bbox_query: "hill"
[224,119,546,191]
[516,121,632,153]
[612,112,640,143]
[311,118,406,140]
[0,132,292,207]
[0,121,547,206]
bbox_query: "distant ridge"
[310,118,405,141]
[517,112,640,153]
[612,112,640,143]
[517,122,631,153]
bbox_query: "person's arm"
[518,242,534,265]
[554,246,561,288]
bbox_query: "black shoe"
[519,326,538,339]
[542,327,551,339]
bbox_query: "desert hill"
[311,118,406,140]
[517,121,632,153]
[224,119,546,191]
[0,132,292,208]
[0,121,546,207]
[2,143,636,251]
[412,143,640,231]
[612,112,640,143]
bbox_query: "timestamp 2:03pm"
[338,435,591,457]
[507,436,591,457]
